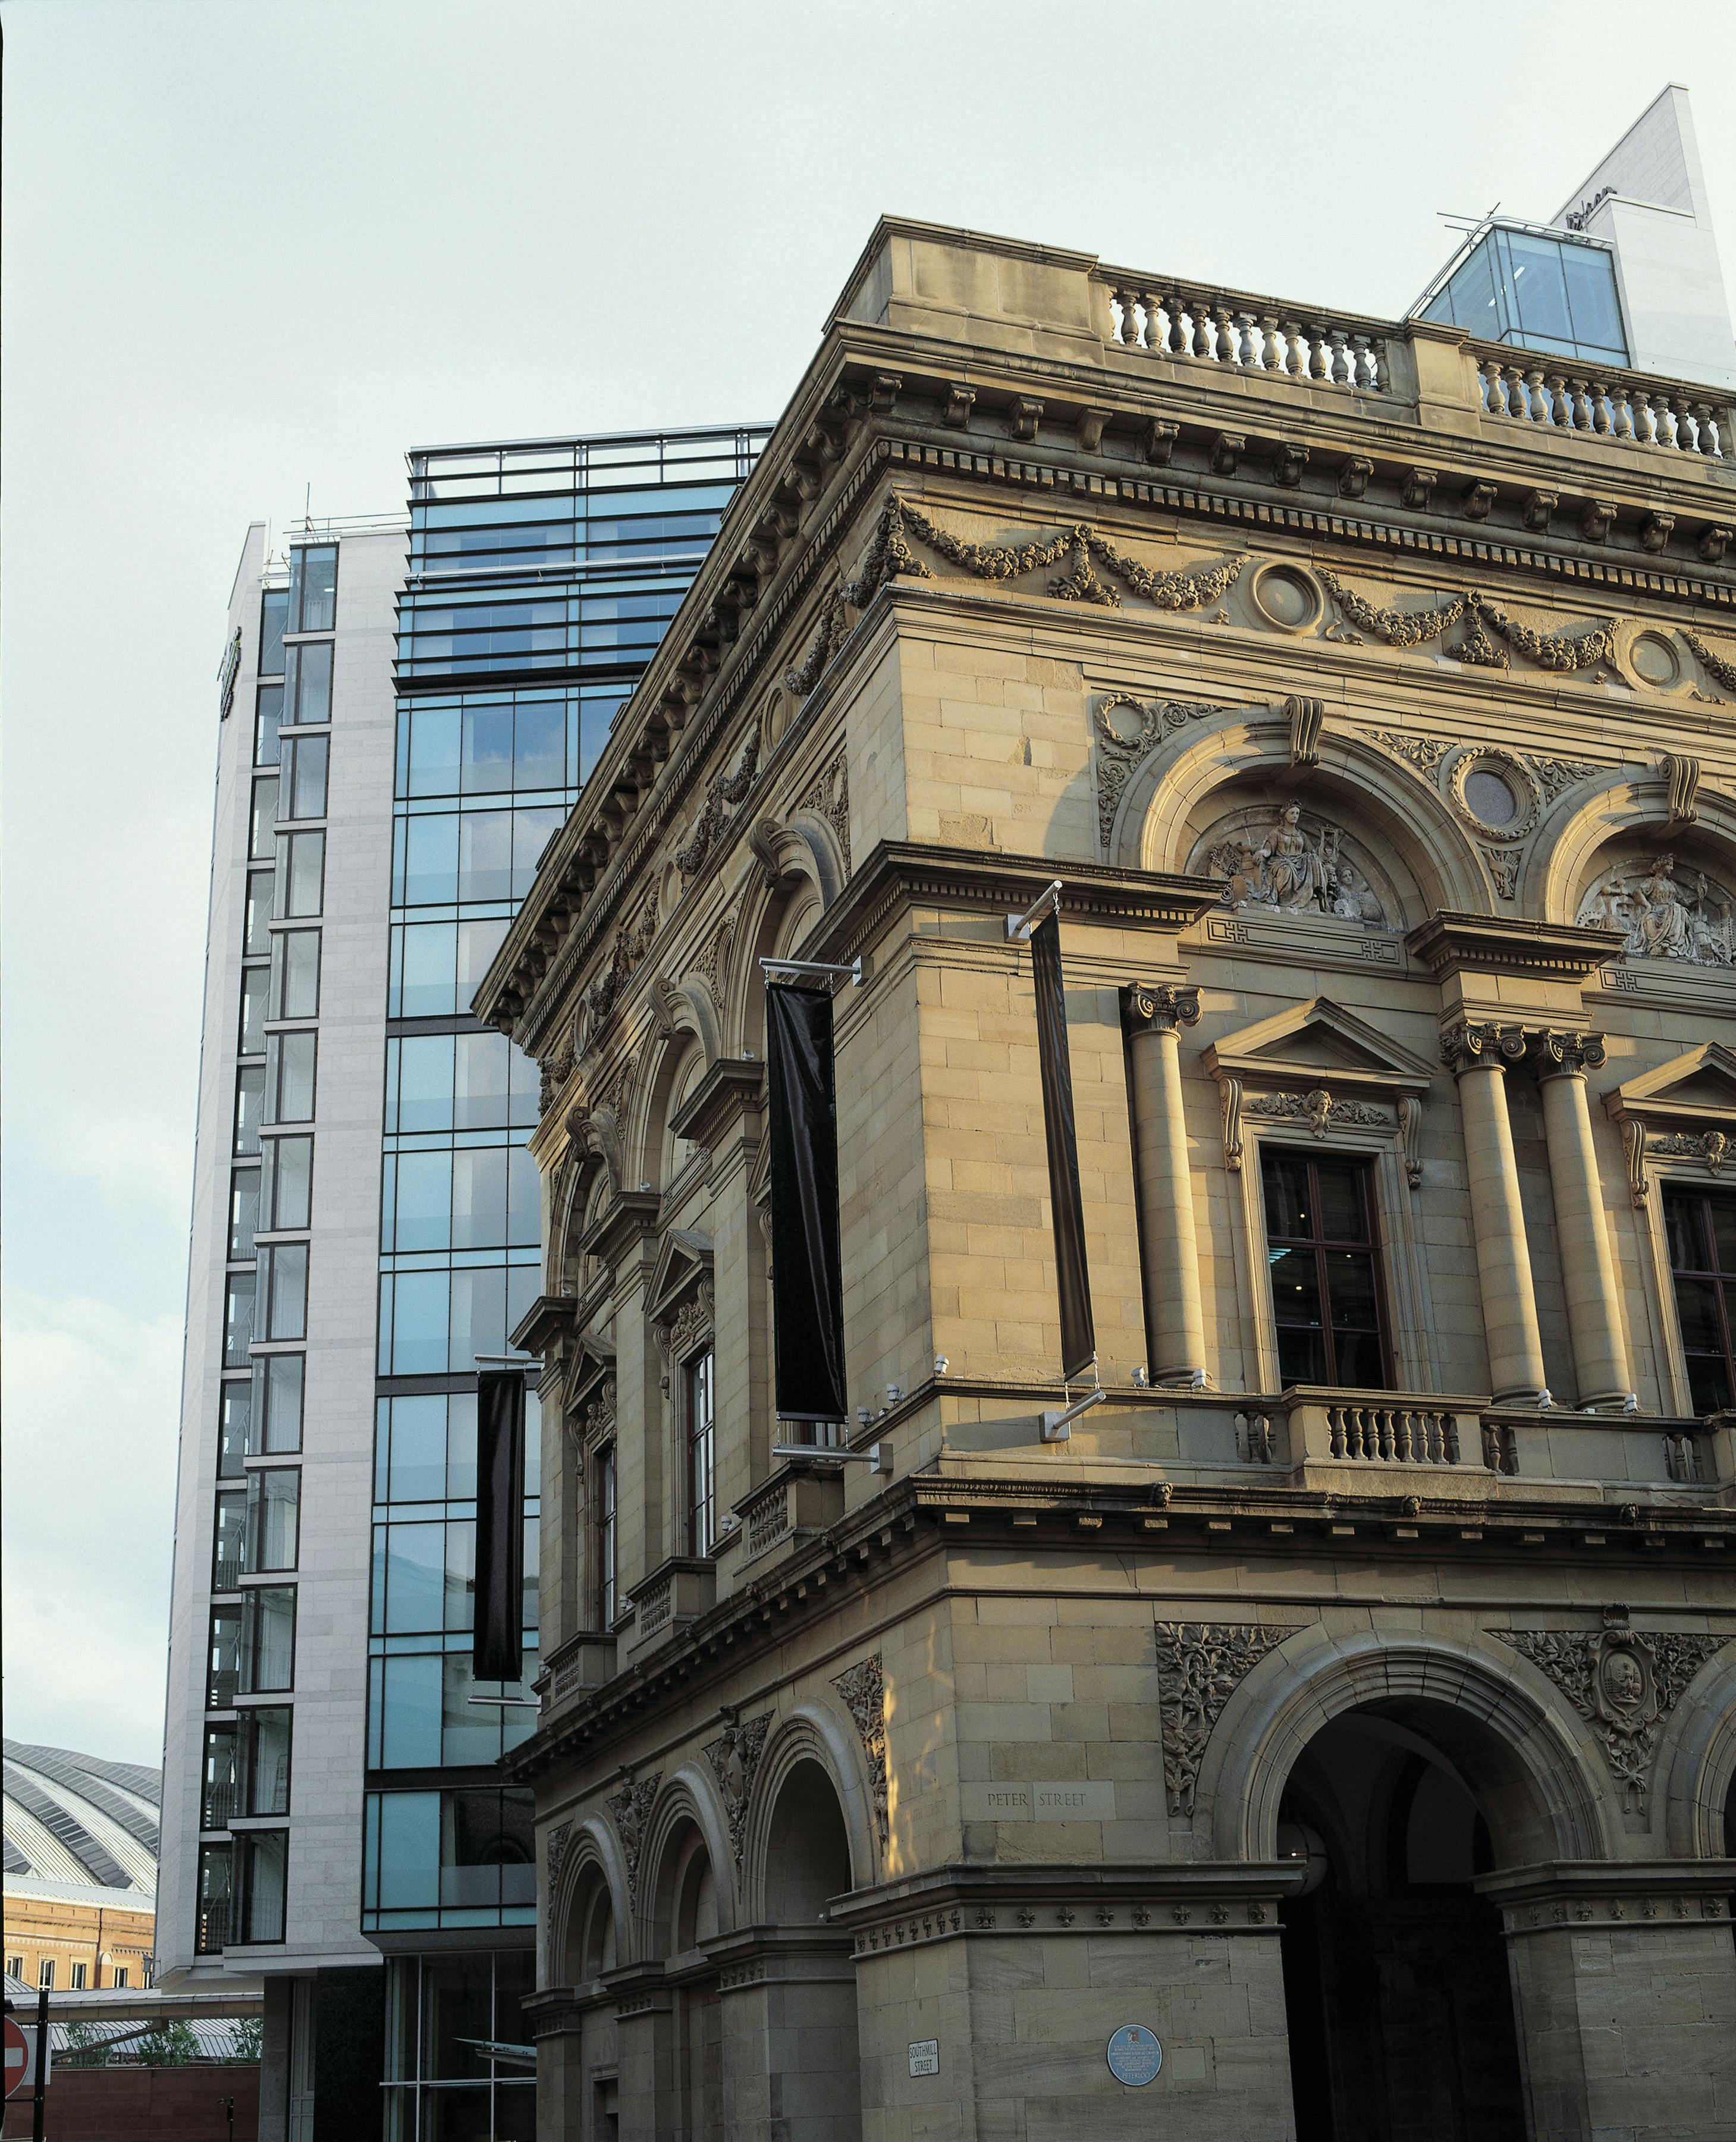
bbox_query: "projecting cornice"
[803,840,1223,976]
[473,215,1736,1049]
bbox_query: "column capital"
[1524,1028,1608,1081]
[1123,982,1201,1037]
[1440,1019,1526,1076]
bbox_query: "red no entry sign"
[2,2014,34,2100]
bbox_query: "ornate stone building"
[478,219,1736,2140]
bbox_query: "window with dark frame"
[1663,1186,1736,1412]
[685,1349,715,1557]
[595,1441,617,1628]
[1260,1147,1390,1390]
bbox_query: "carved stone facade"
[478,219,1736,2142]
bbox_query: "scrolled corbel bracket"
[1398,1095,1424,1188]
[1221,1073,1244,1173]
[1285,694,1324,772]
[1657,750,1701,827]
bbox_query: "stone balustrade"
[1471,344,1726,458]
[1277,1389,1481,1472]
[1086,260,1734,464]
[1095,271,1390,391]
[732,1456,845,1568]
[539,1629,619,1714]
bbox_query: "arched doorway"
[761,1757,862,2141]
[1277,1706,1527,2142]
[561,1863,619,2141]
[651,1818,721,2141]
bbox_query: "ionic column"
[1123,984,1206,1384]
[1528,1029,1630,1407]
[1442,1023,1548,1402]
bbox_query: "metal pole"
[32,1981,48,2142]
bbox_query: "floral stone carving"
[545,1821,572,1894]
[607,1774,662,1903]
[1203,804,1393,929]
[1154,1622,1293,1816]
[831,1654,889,1846]
[702,1711,773,1868]
[1495,1615,1731,1810]
[1577,855,1736,967]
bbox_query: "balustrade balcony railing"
[1097,274,1390,394]
[1085,260,1731,461]
[1471,346,1726,458]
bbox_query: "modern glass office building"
[159,425,767,2141]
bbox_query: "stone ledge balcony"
[538,1629,618,1719]
[624,1554,716,1656]
[732,1455,846,1569]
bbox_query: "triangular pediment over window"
[1605,1042,1736,1131]
[1202,996,1436,1097]
[647,1228,714,1326]
[561,1327,617,1418]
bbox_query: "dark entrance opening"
[1277,1708,1527,2142]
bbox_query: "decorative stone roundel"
[1628,630,1682,690]
[1448,748,1541,843]
[1250,561,1323,635]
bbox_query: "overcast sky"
[5,0,1736,1767]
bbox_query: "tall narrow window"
[1260,1148,1389,1390]
[228,1169,260,1260]
[285,641,334,724]
[595,1443,617,1628]
[242,1586,296,1694]
[255,684,284,769]
[288,544,338,633]
[202,1725,238,1830]
[208,1606,244,1708]
[195,1843,232,1955]
[223,1273,257,1368]
[274,830,325,919]
[238,966,271,1056]
[262,1136,314,1232]
[250,776,279,860]
[38,1959,55,1990]
[252,1353,305,1453]
[235,1829,287,1942]
[280,734,329,820]
[241,1706,293,1817]
[213,1490,247,1591]
[265,1033,317,1125]
[259,588,289,676]
[685,1350,715,1557]
[246,1468,301,1572]
[269,929,321,1021]
[1663,1188,1736,1411]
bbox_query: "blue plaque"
[1106,2024,1163,2086]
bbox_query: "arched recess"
[548,1150,604,1298]
[635,1767,738,1959]
[1125,720,1490,920]
[740,1706,877,1923]
[1657,1643,1736,1858]
[549,1823,631,1983]
[729,868,827,1063]
[1540,777,1736,940]
[1198,1625,1616,1868]
[635,1028,710,1194]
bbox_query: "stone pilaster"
[1441,1022,1548,1402]
[1525,1030,1630,1408]
[1123,983,1206,1384]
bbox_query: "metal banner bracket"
[1006,879,1065,941]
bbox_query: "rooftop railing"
[1089,260,1729,458]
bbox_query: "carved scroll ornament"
[1154,1621,1294,1816]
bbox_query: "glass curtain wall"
[365,429,768,1959]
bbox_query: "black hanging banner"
[767,982,849,1422]
[1029,908,1097,1381]
[473,1370,526,1682]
